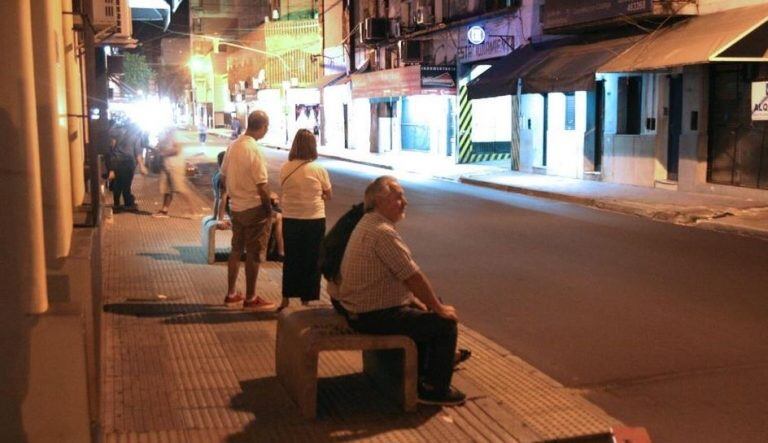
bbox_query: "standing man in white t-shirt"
[220,110,277,311]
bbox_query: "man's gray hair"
[364,175,398,211]
[247,110,269,131]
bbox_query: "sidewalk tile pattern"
[100,176,621,442]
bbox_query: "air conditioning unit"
[92,0,134,45]
[360,17,388,44]
[398,40,422,64]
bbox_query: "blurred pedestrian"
[198,120,207,143]
[152,127,192,217]
[107,122,147,212]
[220,110,277,311]
[278,129,332,310]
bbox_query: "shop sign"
[421,65,456,89]
[458,17,513,63]
[467,26,486,45]
[752,81,768,121]
[543,0,652,30]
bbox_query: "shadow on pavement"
[103,302,218,318]
[137,246,207,264]
[103,302,278,324]
[227,375,437,442]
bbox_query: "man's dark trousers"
[348,306,457,395]
[112,160,136,207]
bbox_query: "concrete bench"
[200,215,225,264]
[275,308,418,419]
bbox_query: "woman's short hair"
[289,129,318,161]
[364,175,397,211]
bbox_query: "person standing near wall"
[107,122,146,212]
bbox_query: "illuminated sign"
[467,26,486,45]
[752,81,768,121]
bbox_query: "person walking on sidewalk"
[278,129,332,310]
[220,110,276,311]
[336,175,466,406]
[152,127,192,218]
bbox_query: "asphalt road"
[181,133,768,442]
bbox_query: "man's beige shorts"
[230,206,271,261]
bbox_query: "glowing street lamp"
[188,55,213,74]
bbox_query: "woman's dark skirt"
[282,217,326,301]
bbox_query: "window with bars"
[564,92,576,130]
[617,76,642,135]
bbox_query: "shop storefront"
[598,3,768,195]
[456,16,516,164]
[708,63,768,190]
[469,35,640,178]
[350,65,456,157]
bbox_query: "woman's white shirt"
[279,160,331,219]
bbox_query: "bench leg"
[201,218,218,264]
[276,325,320,419]
[363,347,418,412]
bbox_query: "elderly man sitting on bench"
[335,175,467,406]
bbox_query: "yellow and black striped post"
[458,84,474,164]
[457,84,513,164]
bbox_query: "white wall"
[322,83,350,149]
[545,91,587,178]
[678,65,707,192]
[599,73,658,187]
[349,97,370,152]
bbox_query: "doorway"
[586,80,605,171]
[667,74,682,181]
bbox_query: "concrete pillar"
[62,0,86,207]
[33,0,74,260]
[0,2,49,312]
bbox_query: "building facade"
[468,0,768,198]
[319,0,530,163]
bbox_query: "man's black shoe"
[418,387,466,406]
[124,204,139,213]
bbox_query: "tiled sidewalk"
[100,174,623,442]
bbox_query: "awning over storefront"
[467,36,640,100]
[600,3,768,72]
[315,72,349,89]
[351,65,456,99]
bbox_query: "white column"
[33,0,74,260]
[62,0,86,206]
[0,0,49,313]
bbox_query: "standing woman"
[279,129,332,309]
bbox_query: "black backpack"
[319,202,365,283]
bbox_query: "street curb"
[695,219,768,241]
[461,176,768,240]
[259,145,768,241]
[460,176,598,207]
[265,144,396,171]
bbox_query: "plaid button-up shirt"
[338,212,420,314]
